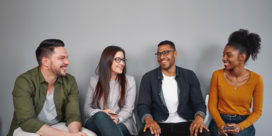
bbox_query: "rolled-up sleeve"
[65,77,81,126]
[12,76,44,133]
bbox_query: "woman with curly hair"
[208,29,263,136]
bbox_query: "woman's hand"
[225,123,240,134]
[103,109,119,120]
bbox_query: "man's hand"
[218,125,228,136]
[67,132,87,136]
[190,115,209,136]
[143,116,161,136]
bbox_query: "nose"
[120,60,125,66]
[65,58,69,65]
[222,55,227,62]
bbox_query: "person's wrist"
[195,114,204,120]
[144,116,153,123]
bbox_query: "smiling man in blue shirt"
[137,40,210,136]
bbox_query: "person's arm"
[137,74,153,123]
[208,71,228,135]
[189,70,206,116]
[84,76,103,118]
[12,76,45,133]
[68,121,83,133]
[208,72,225,126]
[117,76,136,123]
[238,75,264,130]
[65,76,82,131]
[137,73,161,136]
[188,71,209,136]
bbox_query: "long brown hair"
[91,46,127,109]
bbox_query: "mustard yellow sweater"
[208,69,263,130]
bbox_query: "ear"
[174,51,178,58]
[239,53,246,62]
[41,57,50,68]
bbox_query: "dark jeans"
[209,114,255,136]
[84,112,129,136]
[139,121,211,136]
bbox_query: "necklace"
[224,69,250,90]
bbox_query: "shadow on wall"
[78,51,101,123]
[196,44,222,96]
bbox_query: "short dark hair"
[35,39,65,66]
[226,29,261,62]
[158,40,176,50]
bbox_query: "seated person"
[84,46,137,136]
[208,29,263,136]
[137,40,210,136]
[8,39,95,136]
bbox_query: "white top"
[84,75,138,135]
[162,73,186,123]
[37,89,59,125]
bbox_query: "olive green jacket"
[7,67,81,136]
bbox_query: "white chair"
[204,94,212,127]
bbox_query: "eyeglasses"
[114,57,127,63]
[155,50,175,56]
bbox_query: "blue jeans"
[84,112,129,136]
[209,114,255,136]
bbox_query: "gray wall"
[1,0,271,135]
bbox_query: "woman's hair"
[226,29,261,63]
[91,45,127,109]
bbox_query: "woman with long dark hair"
[208,29,263,136]
[84,46,137,136]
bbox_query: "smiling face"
[222,45,245,70]
[47,47,69,76]
[111,51,125,75]
[157,44,177,71]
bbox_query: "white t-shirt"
[162,73,186,123]
[37,89,59,125]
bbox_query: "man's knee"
[13,127,40,136]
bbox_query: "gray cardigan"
[84,75,137,135]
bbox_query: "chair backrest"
[204,94,212,127]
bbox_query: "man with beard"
[8,39,95,136]
[137,40,210,136]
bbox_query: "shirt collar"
[157,66,181,80]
